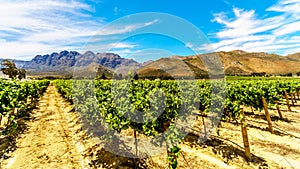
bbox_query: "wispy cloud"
[112,42,138,49]
[267,0,300,14]
[113,6,126,16]
[0,1,158,60]
[185,43,214,53]
[93,19,159,36]
[210,0,300,55]
[0,0,101,59]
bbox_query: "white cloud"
[185,42,214,53]
[267,0,300,14]
[211,0,300,55]
[213,9,260,38]
[185,42,193,48]
[0,1,158,60]
[111,42,138,49]
[113,6,125,16]
[213,35,273,49]
[94,19,159,36]
[0,0,101,59]
[273,21,300,36]
[0,1,93,31]
[81,41,140,56]
[212,8,284,39]
[109,49,135,57]
[0,41,58,60]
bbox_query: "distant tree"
[114,73,123,80]
[251,72,266,76]
[18,68,26,80]
[101,73,107,80]
[133,72,139,80]
[1,59,19,79]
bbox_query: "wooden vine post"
[13,108,18,116]
[262,97,274,134]
[163,121,171,169]
[293,93,297,103]
[275,101,283,119]
[284,90,292,111]
[133,130,138,168]
[251,107,254,114]
[201,112,207,140]
[290,93,295,105]
[134,130,138,158]
[240,108,251,161]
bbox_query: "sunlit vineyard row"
[0,79,50,132]
[53,78,300,167]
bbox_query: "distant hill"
[138,50,300,78]
[216,50,300,75]
[1,50,300,78]
[286,53,300,62]
[137,57,209,79]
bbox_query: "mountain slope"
[137,57,209,79]
[12,51,142,76]
[2,50,300,78]
[286,53,300,61]
[138,50,300,78]
[216,50,300,75]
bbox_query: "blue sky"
[0,0,300,62]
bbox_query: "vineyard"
[0,79,49,133]
[0,78,300,168]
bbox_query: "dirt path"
[1,85,88,169]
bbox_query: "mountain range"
[0,51,142,77]
[1,50,300,78]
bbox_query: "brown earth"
[138,50,300,78]
[1,85,300,168]
[144,97,300,169]
[0,85,93,169]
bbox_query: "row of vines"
[0,79,50,134]
[54,78,300,168]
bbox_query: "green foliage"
[18,68,26,80]
[0,79,50,134]
[1,60,27,80]
[1,59,19,79]
[133,72,139,80]
[53,78,300,168]
[168,145,181,169]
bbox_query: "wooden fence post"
[12,108,16,115]
[133,129,139,169]
[262,97,274,134]
[284,90,292,111]
[251,107,254,114]
[275,101,283,119]
[163,121,171,169]
[290,93,295,105]
[240,108,251,161]
[201,114,207,140]
[293,93,297,103]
